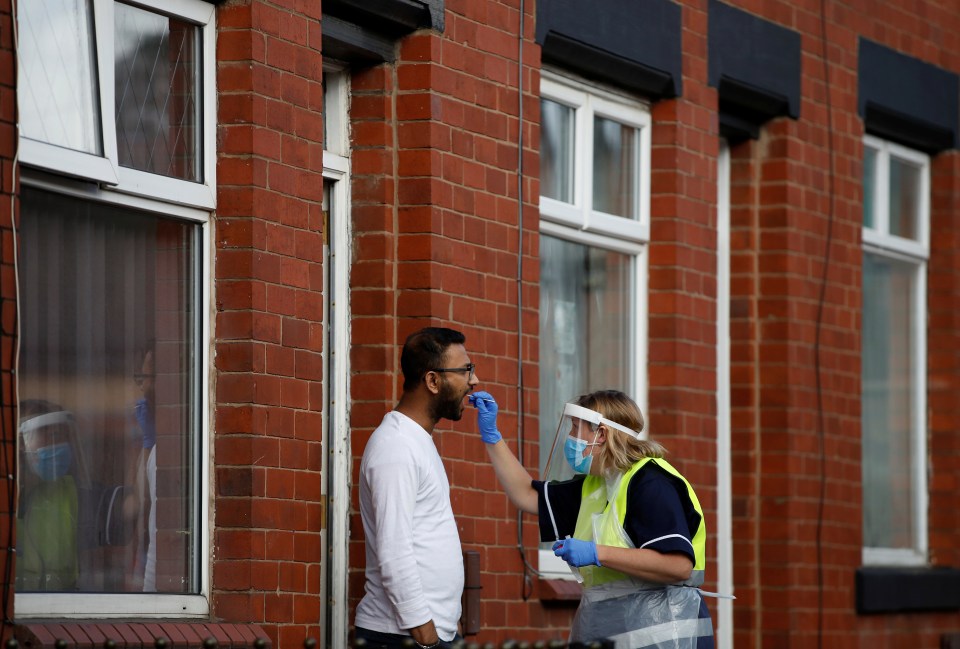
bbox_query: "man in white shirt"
[354,327,479,649]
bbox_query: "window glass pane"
[540,99,574,203]
[888,156,920,241]
[18,187,200,594]
[592,116,637,218]
[18,0,101,153]
[862,146,876,229]
[115,3,201,181]
[861,252,916,550]
[538,234,633,472]
[322,76,328,151]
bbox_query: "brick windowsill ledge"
[14,622,272,648]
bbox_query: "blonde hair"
[575,390,665,473]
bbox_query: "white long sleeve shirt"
[354,411,463,641]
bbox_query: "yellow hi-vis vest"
[17,476,79,591]
[569,457,712,648]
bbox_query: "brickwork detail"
[14,622,270,649]
[214,2,326,646]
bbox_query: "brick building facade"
[1,0,959,648]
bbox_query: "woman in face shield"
[470,389,715,649]
[17,399,81,591]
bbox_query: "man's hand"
[468,391,501,444]
[408,620,441,648]
[552,538,601,567]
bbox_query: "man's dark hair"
[401,327,466,391]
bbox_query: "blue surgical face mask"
[28,443,73,481]
[564,435,595,474]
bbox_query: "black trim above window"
[536,0,682,100]
[708,0,800,142]
[540,33,676,100]
[322,15,396,65]
[322,0,443,64]
[715,78,791,142]
[858,38,959,154]
[856,566,960,614]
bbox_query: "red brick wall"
[345,0,960,646]
[728,117,865,647]
[214,2,326,646]
[3,0,959,646]
[724,1,960,647]
[928,150,960,572]
[646,0,721,611]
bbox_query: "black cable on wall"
[814,1,837,647]
[514,0,540,601]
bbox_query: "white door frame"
[321,64,352,648]
[716,142,734,647]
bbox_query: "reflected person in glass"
[17,400,82,591]
[132,344,158,592]
[18,397,142,593]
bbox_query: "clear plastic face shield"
[19,410,82,484]
[540,402,644,582]
[542,402,644,483]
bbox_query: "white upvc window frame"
[17,0,117,185]
[540,71,651,245]
[15,0,215,618]
[18,0,217,210]
[537,71,650,579]
[861,134,929,567]
[861,136,930,258]
[14,173,213,619]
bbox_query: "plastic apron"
[569,458,712,649]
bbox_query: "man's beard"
[431,380,465,422]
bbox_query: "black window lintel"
[717,76,790,143]
[858,38,959,154]
[541,32,676,100]
[321,0,443,64]
[856,566,960,615]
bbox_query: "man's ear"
[424,370,442,395]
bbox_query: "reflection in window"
[540,99,574,203]
[888,157,920,241]
[861,253,916,550]
[18,186,200,594]
[115,2,201,181]
[592,116,637,219]
[862,146,876,229]
[538,234,633,472]
[18,0,101,153]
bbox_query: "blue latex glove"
[552,538,601,567]
[468,390,501,444]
